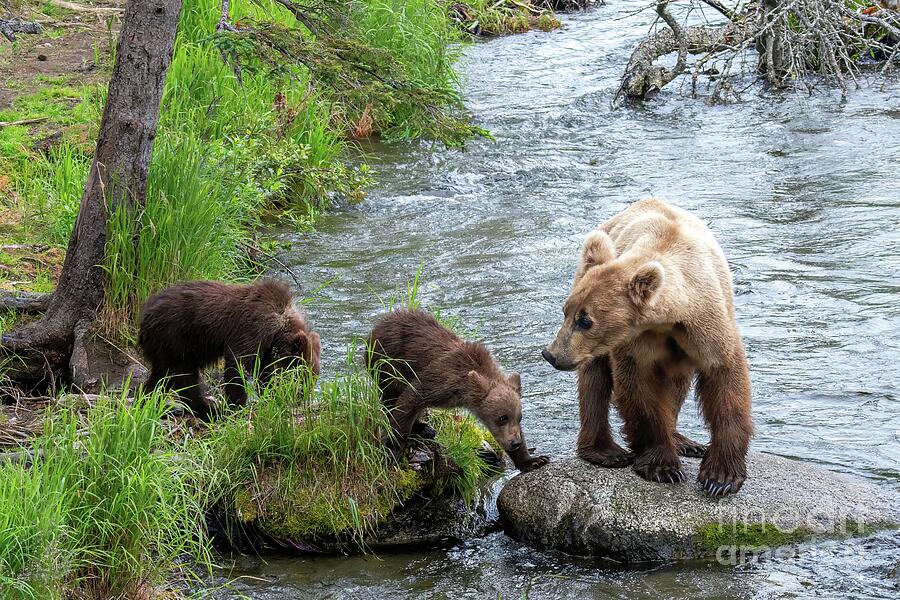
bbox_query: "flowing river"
[220,3,900,597]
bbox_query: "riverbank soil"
[1,1,122,294]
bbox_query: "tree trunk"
[1,0,183,390]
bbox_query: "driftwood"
[49,1,123,14]
[0,18,42,42]
[619,0,900,101]
[0,291,51,313]
[0,117,49,128]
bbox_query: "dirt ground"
[1,2,123,293]
[0,2,122,107]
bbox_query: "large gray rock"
[498,452,899,562]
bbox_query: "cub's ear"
[629,261,665,307]
[506,371,521,395]
[575,230,616,283]
[467,370,492,397]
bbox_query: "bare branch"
[0,18,42,42]
[0,291,51,313]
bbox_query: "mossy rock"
[221,437,504,553]
[498,452,899,562]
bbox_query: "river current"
[221,3,900,598]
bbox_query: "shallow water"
[220,3,900,597]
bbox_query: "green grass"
[3,0,485,336]
[0,390,213,599]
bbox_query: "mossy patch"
[204,363,497,549]
[695,520,890,554]
[232,463,423,541]
[695,522,811,552]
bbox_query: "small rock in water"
[498,452,899,562]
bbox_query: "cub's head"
[271,313,322,376]
[542,230,665,371]
[467,370,526,456]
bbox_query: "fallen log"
[0,18,42,42]
[0,291,51,313]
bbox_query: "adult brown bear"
[542,198,753,496]
[368,309,549,473]
[139,279,321,419]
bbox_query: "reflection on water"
[219,2,900,597]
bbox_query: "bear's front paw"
[518,454,550,473]
[697,457,746,497]
[633,450,684,484]
[675,433,707,458]
[578,446,635,468]
[411,421,438,440]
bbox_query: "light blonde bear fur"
[543,198,754,496]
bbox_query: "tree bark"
[1,0,183,388]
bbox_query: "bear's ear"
[506,372,521,395]
[467,370,492,397]
[629,261,665,307]
[576,231,616,283]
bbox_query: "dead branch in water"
[618,0,900,102]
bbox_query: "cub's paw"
[633,451,685,484]
[578,446,635,468]
[698,456,746,496]
[518,454,551,473]
[675,434,708,458]
[411,421,438,440]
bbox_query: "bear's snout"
[541,348,557,368]
[509,439,523,452]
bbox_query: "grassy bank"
[0,391,211,599]
[0,0,500,339]
[0,354,499,597]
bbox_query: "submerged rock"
[498,452,899,562]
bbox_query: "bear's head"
[270,314,322,376]
[543,230,665,371]
[466,370,527,456]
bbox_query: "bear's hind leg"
[170,370,217,421]
[577,356,633,468]
[614,354,684,483]
[671,373,707,458]
[384,388,421,462]
[696,353,753,496]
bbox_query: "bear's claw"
[518,454,551,473]
[697,457,746,497]
[676,437,708,458]
[698,477,743,497]
[633,462,685,484]
[578,447,635,468]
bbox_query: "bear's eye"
[498,415,509,425]
[575,312,593,330]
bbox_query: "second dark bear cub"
[139,279,321,420]
[367,309,549,473]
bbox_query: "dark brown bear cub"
[367,309,549,473]
[139,279,321,419]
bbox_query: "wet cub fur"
[367,309,548,472]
